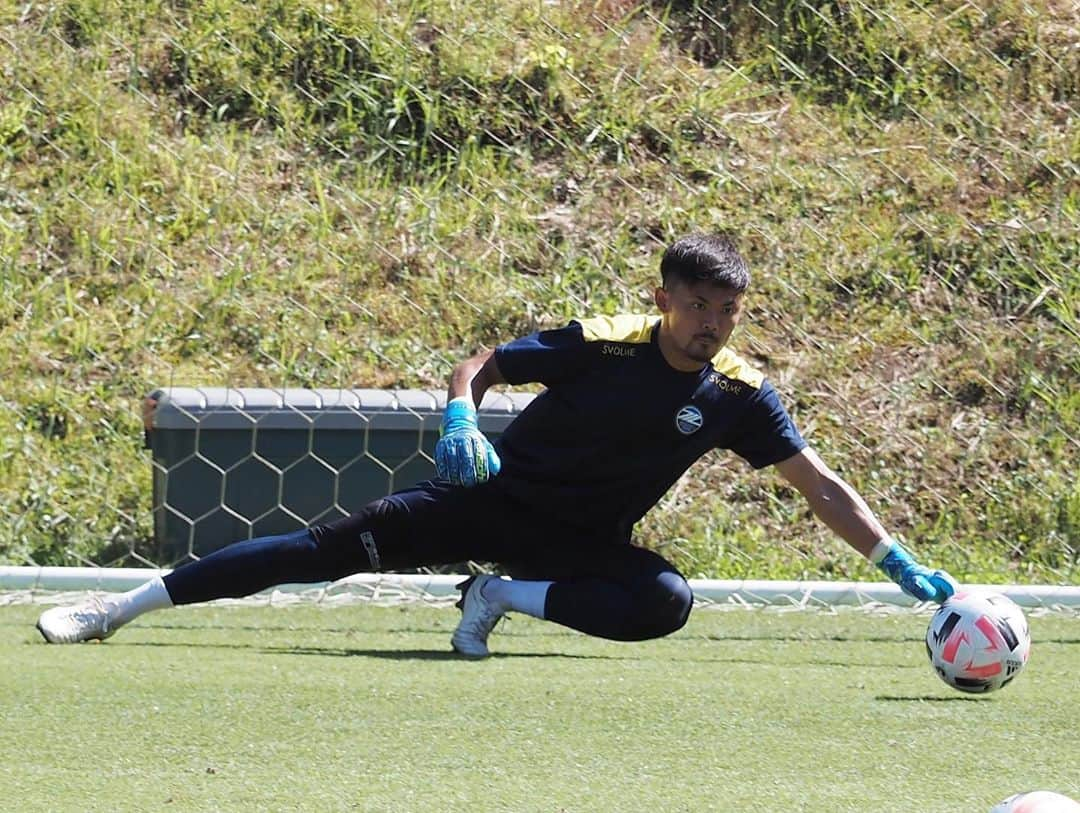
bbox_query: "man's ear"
[654,286,670,313]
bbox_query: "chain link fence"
[0,1,1076,587]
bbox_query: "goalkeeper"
[37,233,957,657]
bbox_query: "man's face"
[655,280,746,369]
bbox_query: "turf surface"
[2,603,1077,812]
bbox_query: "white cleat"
[36,597,116,644]
[451,575,504,659]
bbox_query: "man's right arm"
[447,349,506,408]
[435,349,507,487]
[437,322,591,487]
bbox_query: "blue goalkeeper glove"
[873,538,958,603]
[435,398,501,487]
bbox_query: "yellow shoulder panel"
[710,347,765,389]
[578,314,656,344]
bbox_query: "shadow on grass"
[264,646,615,661]
[130,622,454,635]
[700,633,929,643]
[78,623,1080,648]
[106,640,634,660]
[125,624,941,644]
[97,639,932,670]
[875,694,989,702]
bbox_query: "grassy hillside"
[1,0,1077,582]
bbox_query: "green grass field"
[2,603,1077,812]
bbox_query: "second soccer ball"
[990,790,1080,812]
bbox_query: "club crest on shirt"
[675,405,703,435]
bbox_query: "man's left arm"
[774,447,957,603]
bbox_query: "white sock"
[481,577,552,620]
[108,576,174,628]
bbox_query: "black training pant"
[163,480,693,642]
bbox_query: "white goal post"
[3,566,1079,612]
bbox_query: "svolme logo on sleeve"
[708,373,747,396]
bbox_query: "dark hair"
[660,233,750,292]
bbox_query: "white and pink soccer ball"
[925,590,1031,693]
[990,791,1080,813]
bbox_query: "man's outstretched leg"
[37,481,510,645]
[36,527,356,643]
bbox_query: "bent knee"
[635,571,693,639]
